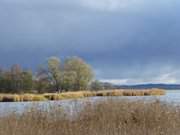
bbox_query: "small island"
[0,56,165,102]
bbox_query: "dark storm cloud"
[0,0,180,84]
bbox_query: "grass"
[0,89,166,102]
[0,99,180,135]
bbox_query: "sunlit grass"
[0,89,166,102]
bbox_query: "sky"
[0,0,180,85]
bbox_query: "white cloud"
[153,72,178,84]
[101,79,129,85]
[79,0,144,12]
[100,71,180,85]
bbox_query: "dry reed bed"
[0,99,179,135]
[0,89,165,102]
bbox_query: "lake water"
[0,90,180,115]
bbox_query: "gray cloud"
[0,0,180,84]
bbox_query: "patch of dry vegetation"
[0,89,165,102]
[0,94,46,102]
[0,99,180,135]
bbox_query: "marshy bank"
[0,99,180,135]
[0,89,165,102]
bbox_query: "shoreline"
[0,89,166,102]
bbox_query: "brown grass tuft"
[0,99,179,135]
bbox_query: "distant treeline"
[0,56,111,93]
[118,84,180,90]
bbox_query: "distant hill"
[117,84,180,90]
[94,82,180,90]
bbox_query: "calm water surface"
[0,90,180,115]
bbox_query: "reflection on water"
[0,90,180,115]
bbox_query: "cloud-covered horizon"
[0,0,180,84]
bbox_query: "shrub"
[0,94,20,102]
[44,94,63,100]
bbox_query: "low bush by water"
[0,89,165,102]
